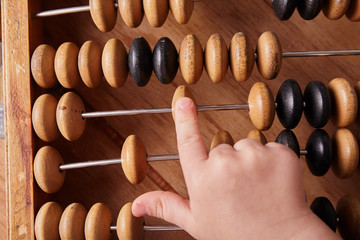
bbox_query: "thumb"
[132,191,192,229]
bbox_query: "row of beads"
[272,0,360,21]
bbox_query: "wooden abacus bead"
[171,85,197,119]
[179,34,204,84]
[89,0,117,32]
[32,94,59,142]
[328,77,358,127]
[354,81,360,120]
[248,82,275,131]
[153,37,179,84]
[55,42,81,89]
[322,0,350,20]
[59,203,87,240]
[305,129,331,176]
[205,34,228,83]
[56,92,86,141]
[275,79,303,129]
[303,81,331,128]
[34,146,65,193]
[297,0,324,20]
[210,130,235,149]
[331,128,359,178]
[102,38,128,88]
[336,194,360,239]
[346,0,360,21]
[247,129,268,145]
[310,197,337,232]
[78,40,103,88]
[256,31,282,80]
[128,37,153,87]
[116,202,145,240]
[275,129,300,157]
[229,32,254,82]
[121,135,148,184]
[35,202,62,240]
[118,0,144,28]
[144,0,169,27]
[272,0,297,20]
[85,203,113,240]
[31,44,57,88]
[169,0,194,24]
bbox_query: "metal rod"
[300,150,307,155]
[82,104,249,119]
[282,50,360,58]
[110,225,182,231]
[147,154,179,162]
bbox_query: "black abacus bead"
[272,0,297,20]
[128,37,153,87]
[275,129,300,157]
[153,37,179,84]
[310,197,337,232]
[303,81,331,128]
[305,129,331,176]
[297,0,324,20]
[276,79,303,129]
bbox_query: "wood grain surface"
[4,0,360,239]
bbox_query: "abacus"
[4,0,360,239]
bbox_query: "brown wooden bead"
[85,203,113,240]
[331,128,359,179]
[355,81,360,121]
[230,32,254,82]
[89,0,117,32]
[210,130,234,149]
[336,194,360,239]
[56,92,86,141]
[59,203,87,240]
[55,42,81,89]
[102,38,128,88]
[205,34,228,83]
[34,146,65,193]
[248,82,275,130]
[323,0,350,20]
[121,135,148,184]
[171,85,197,119]
[116,202,144,240]
[256,31,282,80]
[346,0,360,21]
[144,0,169,27]
[31,44,57,88]
[118,0,144,28]
[32,94,59,142]
[328,78,358,127]
[35,202,62,240]
[78,40,103,88]
[169,0,194,24]
[179,34,203,84]
[247,129,268,144]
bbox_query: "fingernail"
[176,97,193,110]
[132,201,148,217]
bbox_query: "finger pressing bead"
[205,34,228,83]
[179,34,203,84]
[229,32,254,82]
[169,0,194,24]
[297,0,324,20]
[55,42,81,89]
[272,0,297,20]
[117,202,144,240]
[322,0,350,20]
[56,92,86,141]
[118,0,144,28]
[171,85,197,119]
[331,128,359,178]
[336,194,360,240]
[31,44,57,88]
[247,129,268,144]
[153,37,178,84]
[210,130,234,149]
[59,203,87,240]
[346,0,360,21]
[144,0,169,27]
[32,94,59,142]
[310,197,337,232]
[128,37,153,87]
[275,129,300,157]
[35,202,62,240]
[102,38,128,88]
[78,40,103,88]
[248,82,275,131]
[85,203,113,240]
[89,0,117,32]
[256,31,282,80]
